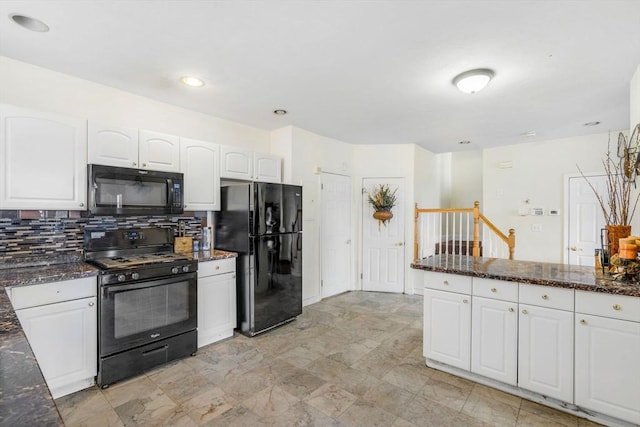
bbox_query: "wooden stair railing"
[413,201,515,262]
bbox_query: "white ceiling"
[1,0,639,153]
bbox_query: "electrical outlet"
[531,224,543,232]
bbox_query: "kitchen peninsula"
[412,255,640,426]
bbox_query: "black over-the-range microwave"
[88,164,184,216]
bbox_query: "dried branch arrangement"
[578,126,640,226]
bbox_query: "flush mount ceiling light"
[9,14,49,32]
[273,109,288,115]
[179,76,205,87]
[452,68,495,94]
[523,131,537,137]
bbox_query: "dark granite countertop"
[193,249,238,262]
[0,262,99,426]
[411,255,640,298]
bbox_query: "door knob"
[570,246,581,251]
[345,239,351,244]
[395,242,404,247]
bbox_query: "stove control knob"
[182,265,190,273]
[117,274,126,282]
[131,272,140,280]
[171,267,179,274]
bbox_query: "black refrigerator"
[214,182,303,336]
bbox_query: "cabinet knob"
[580,319,587,325]
[508,307,514,312]
[215,266,220,270]
[232,275,236,279]
[443,280,449,286]
[542,294,549,300]
[79,202,84,207]
[133,162,137,166]
[613,304,622,311]
[491,287,497,292]
[89,302,95,307]
[522,309,528,315]
[142,163,147,167]
[462,299,469,304]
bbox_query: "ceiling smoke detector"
[9,14,49,32]
[453,68,495,94]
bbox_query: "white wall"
[631,64,640,127]
[450,151,483,208]
[0,56,270,150]
[482,132,620,263]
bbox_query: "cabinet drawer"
[473,278,518,302]
[424,272,471,294]
[519,283,574,311]
[198,258,236,278]
[575,290,640,322]
[9,276,97,309]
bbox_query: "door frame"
[320,172,354,298]
[563,171,604,264]
[359,176,406,293]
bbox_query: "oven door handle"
[102,273,197,295]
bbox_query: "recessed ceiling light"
[9,14,49,32]
[273,109,287,115]
[523,131,537,137]
[583,121,601,127]
[180,76,205,87]
[452,69,495,94]
[458,140,471,145]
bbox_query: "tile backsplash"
[0,212,204,267]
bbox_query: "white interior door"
[321,173,352,298]
[361,178,405,293]
[567,175,606,265]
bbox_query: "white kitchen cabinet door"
[471,296,517,385]
[220,145,253,180]
[518,304,574,402]
[254,152,281,183]
[0,105,87,210]
[575,314,640,424]
[16,296,97,399]
[198,265,236,348]
[423,288,471,371]
[180,138,220,211]
[88,122,139,168]
[139,129,180,173]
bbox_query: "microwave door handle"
[167,178,174,206]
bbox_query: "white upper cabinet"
[220,144,282,182]
[139,130,180,173]
[88,123,139,168]
[89,125,180,173]
[220,145,253,180]
[180,137,220,211]
[254,152,282,183]
[0,104,87,210]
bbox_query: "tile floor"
[55,291,602,426]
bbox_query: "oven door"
[99,272,197,357]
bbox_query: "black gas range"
[84,228,198,388]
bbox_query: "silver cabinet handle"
[542,294,549,300]
[79,202,84,207]
[89,302,95,307]
[508,307,514,312]
[142,163,147,167]
[462,299,469,304]
[522,309,528,315]
[132,162,137,166]
[491,287,497,292]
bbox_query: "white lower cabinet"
[518,304,574,402]
[197,258,237,348]
[10,277,97,399]
[575,291,640,425]
[423,288,471,370]
[471,296,517,385]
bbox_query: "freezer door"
[251,233,302,334]
[255,184,302,235]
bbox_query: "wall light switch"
[548,209,560,216]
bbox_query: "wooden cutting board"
[174,236,193,253]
